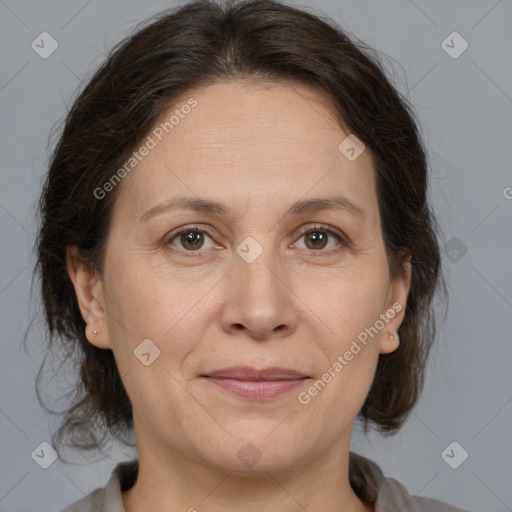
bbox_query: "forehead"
[115,79,378,225]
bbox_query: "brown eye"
[179,230,205,250]
[294,225,346,254]
[167,226,216,254]
[304,230,328,250]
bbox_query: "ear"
[379,253,412,355]
[66,246,112,349]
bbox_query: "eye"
[293,224,347,254]
[165,223,348,258]
[166,225,217,256]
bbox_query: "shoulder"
[349,452,472,512]
[58,486,106,512]
[58,459,138,512]
[376,475,471,512]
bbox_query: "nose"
[220,243,299,341]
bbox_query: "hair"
[35,0,446,466]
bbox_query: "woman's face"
[69,80,410,474]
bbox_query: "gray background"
[1,0,511,511]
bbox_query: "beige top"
[59,452,470,512]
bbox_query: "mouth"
[200,366,311,399]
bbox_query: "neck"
[122,435,374,512]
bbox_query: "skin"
[67,80,411,512]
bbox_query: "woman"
[35,0,470,510]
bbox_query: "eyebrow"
[139,195,365,223]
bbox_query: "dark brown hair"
[35,0,446,461]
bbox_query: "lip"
[204,366,308,380]
[201,366,310,399]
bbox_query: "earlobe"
[66,246,111,349]
[379,330,400,355]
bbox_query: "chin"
[196,425,310,475]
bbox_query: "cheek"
[103,256,214,367]
[298,277,385,419]
[102,263,203,424]
[299,265,389,346]
[305,267,389,411]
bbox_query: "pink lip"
[202,366,310,399]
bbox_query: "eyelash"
[165,224,349,258]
